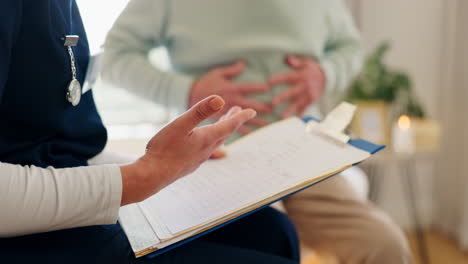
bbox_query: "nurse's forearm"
[0,163,122,237]
[120,160,158,206]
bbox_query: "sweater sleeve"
[320,0,363,98]
[102,0,193,114]
[0,163,122,237]
[0,0,21,103]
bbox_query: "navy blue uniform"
[0,0,106,168]
[0,1,299,263]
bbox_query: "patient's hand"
[189,61,271,134]
[269,55,326,119]
[120,96,256,205]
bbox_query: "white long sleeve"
[320,0,363,96]
[0,162,122,237]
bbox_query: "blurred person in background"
[103,0,411,263]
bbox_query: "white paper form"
[139,118,370,237]
[118,204,160,252]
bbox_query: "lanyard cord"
[67,46,77,80]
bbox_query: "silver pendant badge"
[64,35,81,106]
[67,79,82,106]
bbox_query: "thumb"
[217,61,245,79]
[173,95,225,133]
[286,55,304,69]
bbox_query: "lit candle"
[392,115,415,153]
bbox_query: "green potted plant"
[345,42,426,145]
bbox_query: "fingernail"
[248,109,257,118]
[211,150,227,159]
[225,106,236,116]
[231,106,242,113]
[209,96,225,110]
[288,56,299,65]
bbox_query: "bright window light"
[76,0,129,54]
[76,0,170,139]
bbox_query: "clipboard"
[119,103,385,258]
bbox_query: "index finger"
[206,109,257,140]
[173,95,225,133]
[272,83,304,106]
[234,82,270,95]
[268,71,300,86]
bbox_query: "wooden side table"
[365,151,436,264]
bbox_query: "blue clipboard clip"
[302,102,386,156]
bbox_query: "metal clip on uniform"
[64,35,81,106]
[306,102,357,144]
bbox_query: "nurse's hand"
[120,95,256,205]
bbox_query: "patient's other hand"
[189,61,271,134]
[269,55,326,119]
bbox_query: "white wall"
[347,0,448,229]
[433,0,468,248]
[348,0,445,117]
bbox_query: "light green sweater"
[102,0,362,138]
